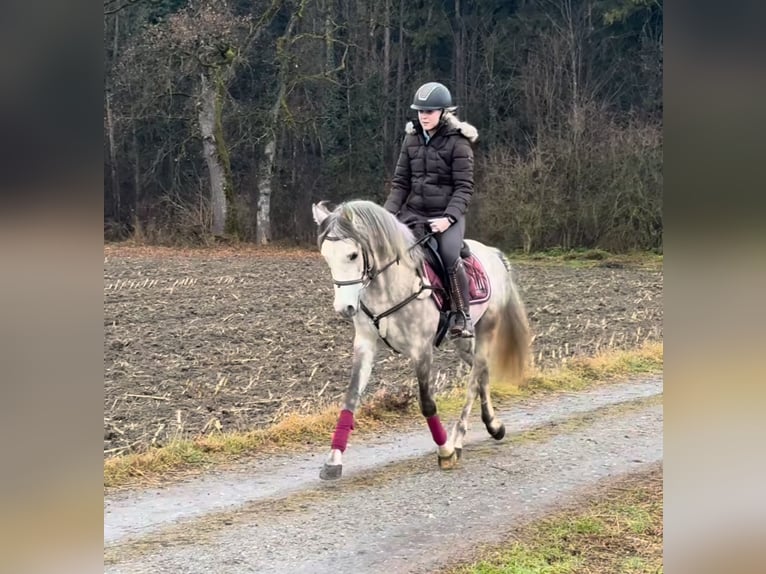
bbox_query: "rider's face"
[418,109,441,132]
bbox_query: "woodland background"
[103,0,662,252]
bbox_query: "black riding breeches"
[436,217,465,270]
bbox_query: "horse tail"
[491,250,530,385]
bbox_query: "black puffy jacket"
[384,112,478,222]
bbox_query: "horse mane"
[318,200,424,272]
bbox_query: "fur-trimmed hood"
[405,111,479,143]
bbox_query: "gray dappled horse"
[312,200,530,480]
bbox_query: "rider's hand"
[428,217,451,233]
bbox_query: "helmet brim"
[410,105,459,113]
[410,104,442,111]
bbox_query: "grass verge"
[518,340,663,395]
[443,465,663,574]
[104,341,662,490]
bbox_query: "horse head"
[312,201,370,319]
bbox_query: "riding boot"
[448,260,474,338]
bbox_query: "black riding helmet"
[410,82,453,111]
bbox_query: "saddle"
[420,236,491,346]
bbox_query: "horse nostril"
[345,305,356,317]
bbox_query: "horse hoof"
[320,463,342,480]
[438,451,459,470]
[490,423,506,441]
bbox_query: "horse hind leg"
[477,337,505,441]
[450,371,479,460]
[446,335,484,459]
[457,324,506,447]
[479,369,505,440]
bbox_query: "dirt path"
[104,246,662,456]
[104,375,662,573]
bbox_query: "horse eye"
[349,252,359,261]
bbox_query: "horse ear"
[312,202,331,225]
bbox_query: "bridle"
[321,232,434,352]
[321,235,401,288]
[321,232,432,289]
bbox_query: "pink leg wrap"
[427,415,447,446]
[331,409,355,452]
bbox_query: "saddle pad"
[423,255,492,311]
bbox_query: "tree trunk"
[105,13,121,224]
[132,122,140,225]
[424,4,433,73]
[383,0,391,159]
[256,11,300,244]
[255,72,287,245]
[256,139,275,244]
[325,2,335,71]
[484,32,497,146]
[453,0,466,108]
[198,73,228,237]
[394,0,404,157]
[564,0,582,136]
[105,90,120,223]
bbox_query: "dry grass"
[103,403,409,489]
[444,466,663,574]
[105,341,662,490]
[516,340,663,395]
[439,341,662,414]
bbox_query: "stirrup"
[449,313,474,339]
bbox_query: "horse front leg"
[319,330,377,480]
[413,348,457,469]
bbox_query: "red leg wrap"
[427,415,447,446]
[331,409,355,452]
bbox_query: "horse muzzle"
[338,304,358,319]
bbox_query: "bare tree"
[254,3,305,244]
